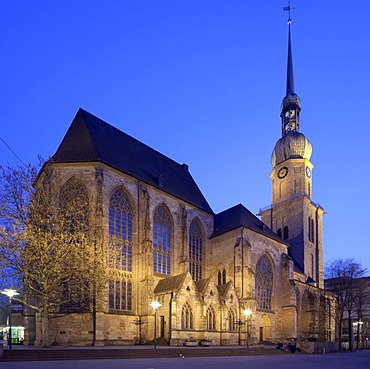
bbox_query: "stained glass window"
[153,205,171,275]
[108,187,133,311]
[189,220,203,281]
[255,255,273,310]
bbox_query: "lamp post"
[1,289,19,349]
[243,308,252,348]
[356,319,363,350]
[237,319,242,345]
[150,300,161,349]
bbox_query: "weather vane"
[283,1,295,24]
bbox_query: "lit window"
[255,255,273,310]
[153,204,172,275]
[108,187,133,311]
[189,220,203,281]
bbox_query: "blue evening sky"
[1,1,369,273]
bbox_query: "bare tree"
[0,160,106,347]
[325,258,367,351]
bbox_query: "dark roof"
[154,273,188,294]
[195,278,210,294]
[211,203,283,243]
[217,282,231,297]
[52,109,213,214]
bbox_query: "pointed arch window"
[255,255,273,310]
[277,228,282,239]
[206,306,216,330]
[283,226,289,240]
[218,269,227,285]
[181,302,194,330]
[227,308,237,331]
[108,187,133,311]
[59,178,90,312]
[189,220,203,281]
[153,204,171,275]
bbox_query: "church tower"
[260,13,325,288]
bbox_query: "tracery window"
[59,178,90,312]
[189,220,203,281]
[153,204,171,275]
[108,187,133,311]
[206,306,216,330]
[227,308,236,331]
[255,255,273,310]
[181,302,194,330]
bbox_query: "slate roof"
[195,278,211,294]
[211,203,284,243]
[52,109,213,214]
[154,273,188,294]
[217,282,231,297]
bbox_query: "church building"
[25,18,335,348]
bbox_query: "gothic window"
[189,219,203,281]
[308,217,315,242]
[60,178,89,233]
[59,178,90,312]
[283,226,289,240]
[227,308,237,331]
[206,306,216,330]
[255,255,273,310]
[108,187,133,311]
[153,204,171,275]
[277,228,282,239]
[217,269,226,285]
[181,302,194,330]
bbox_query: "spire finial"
[283,1,295,96]
[283,1,295,25]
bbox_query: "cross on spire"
[283,1,295,24]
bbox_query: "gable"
[52,108,213,214]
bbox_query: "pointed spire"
[286,21,295,96]
[280,2,301,136]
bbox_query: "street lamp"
[356,319,363,350]
[1,289,19,349]
[243,308,252,348]
[149,300,161,348]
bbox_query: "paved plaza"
[1,350,370,369]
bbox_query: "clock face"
[285,121,296,132]
[277,166,289,179]
[285,109,295,118]
[306,166,312,178]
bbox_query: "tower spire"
[284,1,295,96]
[286,21,294,95]
[280,1,301,136]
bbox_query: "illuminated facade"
[24,20,335,349]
